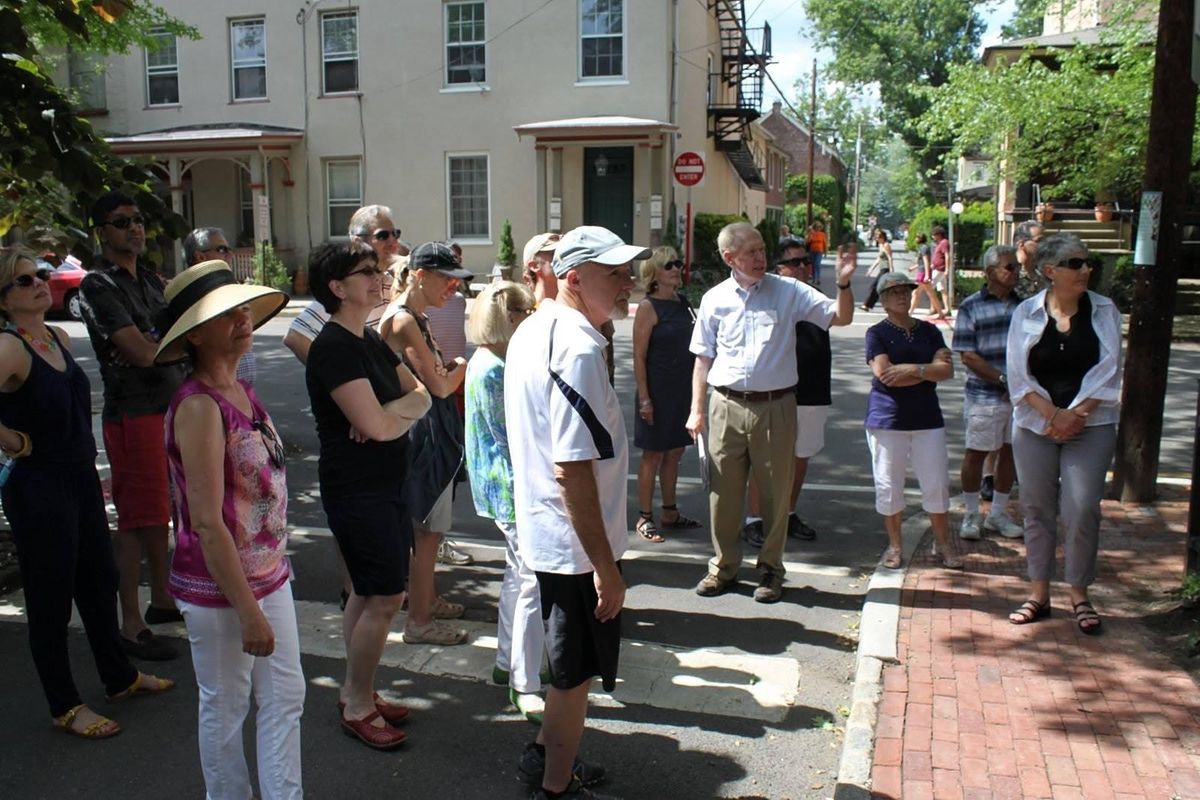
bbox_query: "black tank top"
[0,329,97,465]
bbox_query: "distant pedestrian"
[1013,220,1047,300]
[522,232,561,305]
[506,225,645,799]
[805,220,828,285]
[908,233,945,318]
[861,229,894,311]
[632,246,701,544]
[182,226,258,384]
[155,259,302,797]
[929,226,951,311]
[1006,234,1120,634]
[864,272,961,571]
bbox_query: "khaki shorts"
[963,398,1013,452]
[795,405,831,458]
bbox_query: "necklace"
[15,326,57,355]
[884,317,917,342]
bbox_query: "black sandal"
[659,504,702,530]
[1072,600,1103,635]
[636,513,664,543]
[1009,599,1051,625]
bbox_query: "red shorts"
[102,413,171,531]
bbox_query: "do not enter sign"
[673,151,705,187]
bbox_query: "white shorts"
[795,405,831,458]
[865,427,950,516]
[931,270,946,292]
[963,398,1013,452]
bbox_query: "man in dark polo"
[79,191,186,661]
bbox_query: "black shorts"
[322,489,411,597]
[537,568,622,692]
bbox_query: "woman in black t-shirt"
[305,242,430,751]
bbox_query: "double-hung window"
[230,18,267,101]
[145,27,179,106]
[580,0,624,80]
[447,154,490,241]
[69,48,107,111]
[321,11,358,94]
[327,159,362,238]
[446,2,486,86]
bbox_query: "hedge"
[909,201,995,268]
[690,212,744,285]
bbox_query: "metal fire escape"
[707,0,771,190]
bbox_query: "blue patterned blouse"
[464,347,515,523]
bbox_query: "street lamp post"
[948,200,964,312]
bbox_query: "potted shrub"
[494,219,516,281]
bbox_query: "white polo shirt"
[505,299,629,575]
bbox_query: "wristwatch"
[836,281,851,290]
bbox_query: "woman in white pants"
[463,280,545,722]
[864,272,962,571]
[155,260,303,799]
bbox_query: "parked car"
[37,258,86,320]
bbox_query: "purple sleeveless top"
[166,377,289,607]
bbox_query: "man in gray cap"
[505,225,645,799]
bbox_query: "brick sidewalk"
[870,493,1200,799]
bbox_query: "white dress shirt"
[689,273,836,392]
[1005,289,1122,433]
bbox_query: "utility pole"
[805,59,816,227]
[1112,0,1197,503]
[852,122,862,232]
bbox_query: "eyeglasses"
[251,419,286,470]
[1,268,53,295]
[662,260,684,271]
[103,215,145,230]
[205,245,233,255]
[1054,258,1092,271]
[345,265,384,279]
[997,263,1019,273]
[372,229,402,242]
[777,257,811,267]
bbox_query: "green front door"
[583,146,634,243]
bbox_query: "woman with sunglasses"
[380,242,474,646]
[632,246,701,542]
[155,259,304,794]
[861,229,894,311]
[0,247,173,740]
[1006,233,1121,634]
[305,242,431,750]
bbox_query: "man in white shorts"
[952,244,1024,539]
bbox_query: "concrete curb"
[834,512,930,799]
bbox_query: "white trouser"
[495,520,544,693]
[180,581,305,800]
[865,427,950,515]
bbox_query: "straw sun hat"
[154,260,289,364]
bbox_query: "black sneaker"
[787,513,817,541]
[517,742,606,788]
[742,520,765,548]
[121,629,178,661]
[531,776,619,799]
[144,603,184,625]
[980,475,995,502]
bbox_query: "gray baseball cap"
[875,271,918,294]
[552,226,651,277]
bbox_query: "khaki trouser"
[707,390,797,579]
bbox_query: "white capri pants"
[865,427,951,515]
[179,581,305,800]
[495,520,545,693]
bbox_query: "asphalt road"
[2,249,1197,799]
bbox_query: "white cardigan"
[1005,289,1122,434]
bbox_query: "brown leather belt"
[714,386,795,402]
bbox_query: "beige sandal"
[401,619,468,646]
[882,547,902,569]
[431,596,465,619]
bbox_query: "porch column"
[167,156,184,273]
[250,151,271,248]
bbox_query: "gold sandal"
[52,704,122,739]
[106,671,175,702]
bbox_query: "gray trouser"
[1012,423,1116,587]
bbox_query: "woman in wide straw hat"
[154,260,303,799]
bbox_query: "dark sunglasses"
[996,263,1018,273]
[372,229,402,242]
[345,265,384,279]
[662,260,684,270]
[103,215,145,230]
[1054,258,1093,271]
[1,268,53,294]
[777,256,811,268]
[252,419,286,470]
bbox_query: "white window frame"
[230,17,267,102]
[144,26,179,107]
[578,0,626,82]
[320,10,359,95]
[444,1,487,88]
[445,152,491,244]
[69,47,107,111]
[326,158,363,239]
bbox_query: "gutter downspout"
[669,0,680,242]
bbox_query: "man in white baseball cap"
[522,232,560,305]
[505,225,648,799]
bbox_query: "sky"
[749,0,1019,112]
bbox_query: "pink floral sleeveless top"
[166,377,290,607]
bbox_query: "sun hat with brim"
[875,271,919,295]
[552,226,651,277]
[154,260,289,364]
[409,241,474,280]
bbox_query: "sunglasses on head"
[251,419,286,470]
[103,215,145,230]
[1054,258,1093,271]
[662,260,684,270]
[777,256,811,268]
[1,268,53,294]
[372,229,402,242]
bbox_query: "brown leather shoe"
[695,573,732,597]
[753,571,784,604]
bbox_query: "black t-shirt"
[794,321,832,406]
[1029,293,1100,409]
[306,321,409,495]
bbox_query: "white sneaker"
[983,512,1024,539]
[436,539,474,565]
[959,512,982,540]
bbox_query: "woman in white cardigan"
[1004,232,1121,635]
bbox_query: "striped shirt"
[952,288,1020,403]
[286,299,387,343]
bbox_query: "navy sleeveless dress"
[634,294,696,451]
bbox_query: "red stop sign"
[673,151,705,187]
